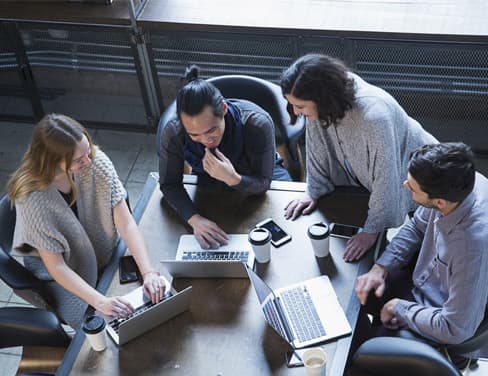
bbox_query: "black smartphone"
[330,223,361,239]
[255,217,292,247]
[119,255,141,284]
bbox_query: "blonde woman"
[7,114,164,329]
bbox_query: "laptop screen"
[246,268,275,304]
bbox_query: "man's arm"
[393,235,488,344]
[355,208,428,304]
[375,207,429,270]
[158,120,198,222]
[232,111,275,194]
[159,120,228,249]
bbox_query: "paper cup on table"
[307,222,330,258]
[248,228,272,263]
[82,315,107,351]
[303,347,327,376]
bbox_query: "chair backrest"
[207,75,291,140]
[0,306,70,349]
[0,194,15,253]
[156,74,305,180]
[350,337,461,376]
[446,305,488,356]
[0,194,43,291]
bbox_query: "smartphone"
[330,223,361,239]
[119,255,141,284]
[255,217,292,247]
[286,350,304,368]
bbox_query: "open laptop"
[161,234,255,278]
[104,276,192,345]
[246,267,351,349]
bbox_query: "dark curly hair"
[408,142,475,202]
[280,54,355,127]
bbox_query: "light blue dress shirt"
[377,172,488,353]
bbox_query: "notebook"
[104,276,192,345]
[161,234,255,278]
[246,267,351,349]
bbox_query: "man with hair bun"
[159,66,290,249]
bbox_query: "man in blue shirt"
[355,142,488,367]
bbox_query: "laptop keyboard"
[280,286,326,343]
[181,250,249,262]
[108,292,172,334]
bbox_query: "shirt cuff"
[394,299,418,323]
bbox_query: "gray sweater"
[12,148,126,328]
[306,73,437,233]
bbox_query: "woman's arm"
[38,250,134,318]
[113,199,166,303]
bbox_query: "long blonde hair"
[7,114,95,204]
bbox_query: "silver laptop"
[161,234,255,278]
[104,276,192,345]
[246,268,351,349]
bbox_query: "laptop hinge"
[274,296,294,344]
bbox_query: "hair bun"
[182,65,200,83]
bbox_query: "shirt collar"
[435,190,475,234]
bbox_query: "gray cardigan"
[12,148,126,328]
[306,73,437,233]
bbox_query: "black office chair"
[156,74,306,181]
[0,306,71,376]
[348,309,488,376]
[0,194,56,316]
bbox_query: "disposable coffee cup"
[303,347,327,376]
[248,228,272,263]
[307,222,330,258]
[82,315,107,351]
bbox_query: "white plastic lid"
[308,223,330,239]
[249,228,271,245]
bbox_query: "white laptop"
[104,276,192,345]
[246,268,351,349]
[161,234,255,278]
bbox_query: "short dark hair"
[176,65,225,120]
[280,54,355,126]
[408,142,476,202]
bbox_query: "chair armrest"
[0,307,70,348]
[349,337,460,376]
[0,247,44,290]
[447,312,488,355]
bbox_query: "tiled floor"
[0,121,159,375]
[1,121,487,375]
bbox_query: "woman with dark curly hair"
[281,54,437,261]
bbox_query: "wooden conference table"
[60,173,380,376]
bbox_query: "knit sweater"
[12,148,126,329]
[306,73,437,233]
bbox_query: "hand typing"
[188,214,229,249]
[96,296,134,318]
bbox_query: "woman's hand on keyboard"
[96,296,135,318]
[143,273,166,304]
